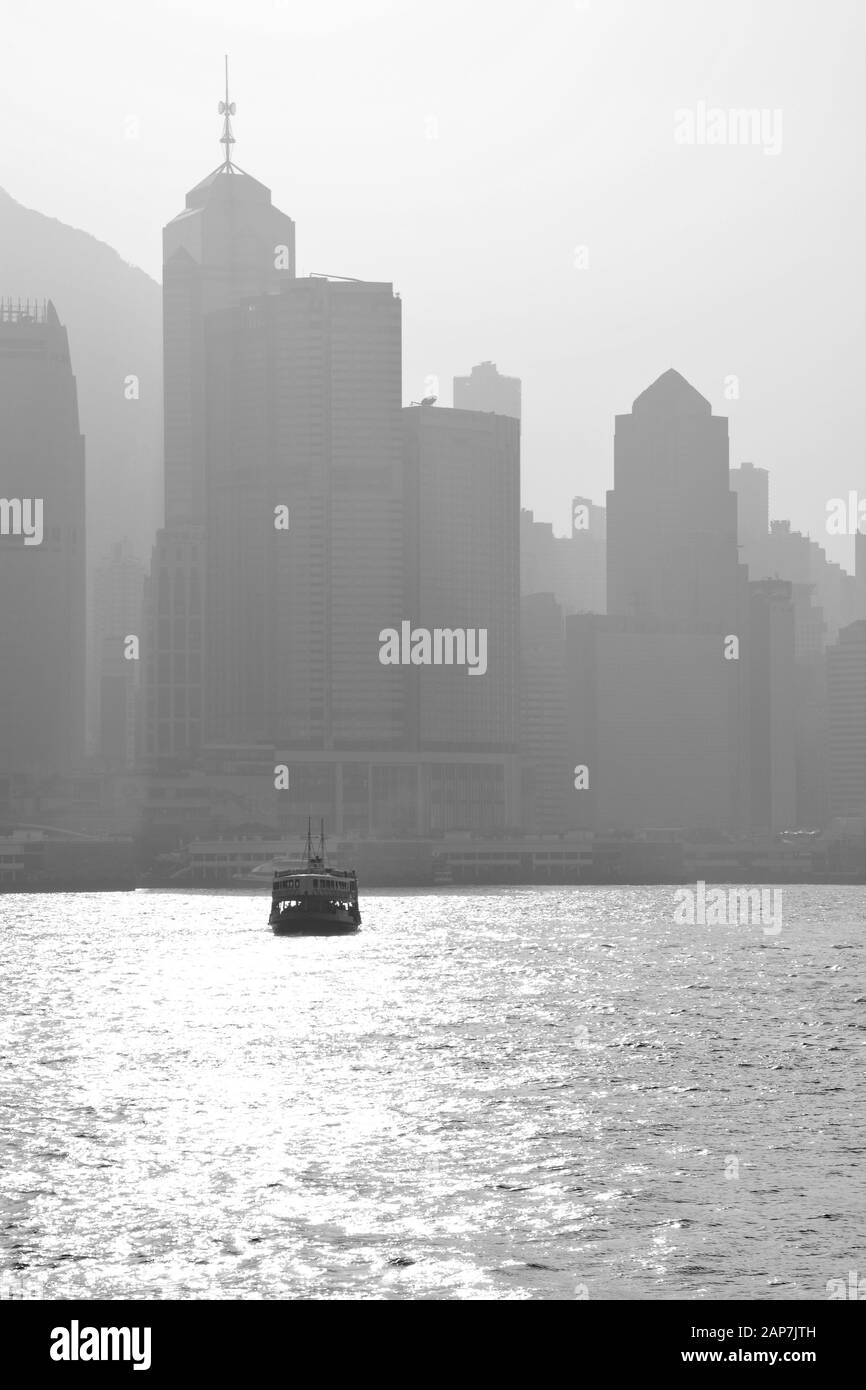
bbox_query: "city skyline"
[1,15,864,856]
[2,0,864,564]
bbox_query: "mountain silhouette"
[0,185,162,571]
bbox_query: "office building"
[746,579,797,831]
[565,617,742,833]
[730,460,769,550]
[521,497,606,615]
[143,94,295,763]
[607,369,741,634]
[92,540,146,767]
[0,299,85,781]
[827,621,866,817]
[204,275,404,752]
[520,593,568,833]
[401,404,521,830]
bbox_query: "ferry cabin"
[271,868,359,915]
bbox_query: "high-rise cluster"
[135,103,520,844]
[1,80,864,871]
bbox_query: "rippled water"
[1,885,864,1301]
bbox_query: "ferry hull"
[271,908,360,936]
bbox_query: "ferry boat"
[269,821,361,936]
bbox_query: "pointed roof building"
[631,367,712,417]
[607,369,741,633]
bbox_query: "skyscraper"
[735,517,859,644]
[565,616,742,833]
[453,361,521,420]
[0,299,85,781]
[401,405,519,746]
[401,404,521,830]
[827,621,866,817]
[856,527,866,620]
[162,151,296,530]
[567,370,757,835]
[746,579,797,831]
[93,540,146,767]
[730,460,769,551]
[143,75,295,763]
[607,369,740,633]
[520,498,606,616]
[204,275,404,751]
[520,593,568,833]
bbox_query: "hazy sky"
[5,0,865,566]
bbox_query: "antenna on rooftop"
[218,54,237,169]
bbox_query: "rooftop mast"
[218,54,236,170]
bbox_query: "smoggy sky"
[4,0,864,566]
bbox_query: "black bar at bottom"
[0,1297,860,1377]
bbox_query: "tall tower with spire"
[143,63,296,763]
[163,58,296,529]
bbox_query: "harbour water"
[1,885,863,1301]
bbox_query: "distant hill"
[0,185,162,570]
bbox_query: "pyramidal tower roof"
[170,55,273,218]
[182,163,272,209]
[632,368,712,416]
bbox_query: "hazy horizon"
[4,0,864,568]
